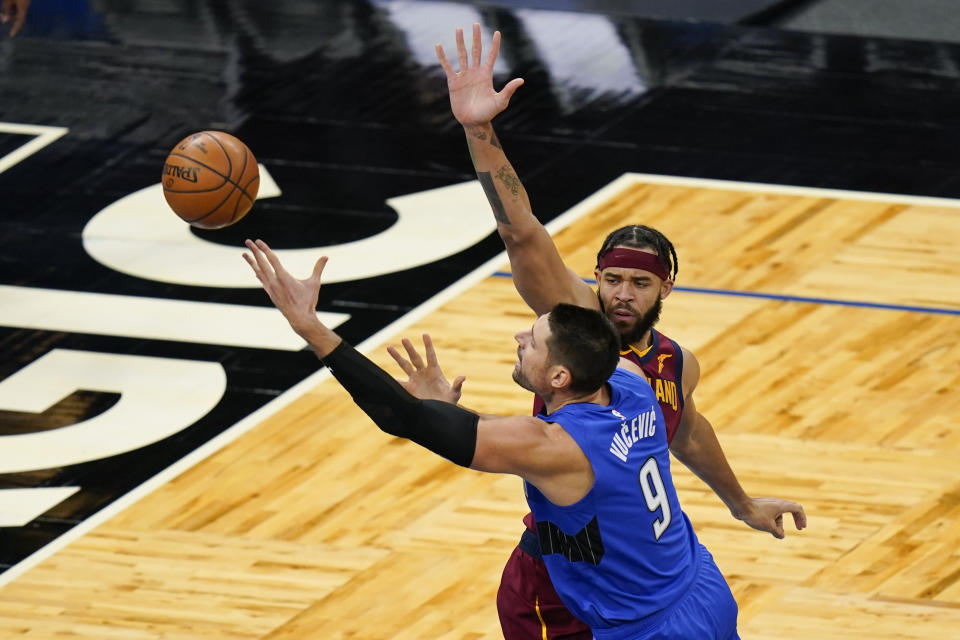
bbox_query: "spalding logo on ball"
[162,131,260,229]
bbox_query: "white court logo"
[0,350,227,525]
[82,167,498,287]
[0,123,498,551]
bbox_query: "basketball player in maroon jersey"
[435,24,806,639]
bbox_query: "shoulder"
[609,367,657,407]
[654,327,694,371]
[678,345,701,393]
[479,413,546,434]
[480,414,586,450]
[473,414,586,478]
[616,357,646,379]
[651,329,699,397]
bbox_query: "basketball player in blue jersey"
[437,24,806,638]
[243,238,740,639]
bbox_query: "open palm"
[436,23,524,126]
[242,239,327,334]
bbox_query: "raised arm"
[243,238,475,466]
[242,239,590,502]
[669,349,807,538]
[437,24,597,315]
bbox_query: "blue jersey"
[524,368,701,635]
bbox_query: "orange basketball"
[162,131,260,229]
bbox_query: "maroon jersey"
[532,327,685,443]
[616,327,685,444]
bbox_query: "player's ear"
[659,278,674,300]
[549,365,571,391]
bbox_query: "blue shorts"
[594,544,739,640]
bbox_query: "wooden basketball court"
[2,175,958,638]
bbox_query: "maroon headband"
[596,248,670,281]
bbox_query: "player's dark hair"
[596,225,678,280]
[546,303,621,395]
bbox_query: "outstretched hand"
[436,22,524,126]
[1,0,30,37]
[388,334,466,404]
[739,497,807,539]
[242,239,327,336]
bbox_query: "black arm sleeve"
[321,341,478,467]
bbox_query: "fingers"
[243,238,273,280]
[10,5,24,35]
[422,333,438,368]
[455,27,468,72]
[765,499,806,536]
[2,0,27,36]
[244,239,327,290]
[471,22,482,67]
[241,251,261,281]
[435,43,455,78]
[451,375,466,394]
[256,238,290,280]
[310,255,329,284]
[498,77,525,105]
[386,345,416,377]
[486,30,500,68]
[790,503,807,530]
[443,25,502,76]
[774,499,806,531]
[402,337,426,370]
[772,514,785,539]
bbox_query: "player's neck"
[546,384,611,414]
[623,330,653,354]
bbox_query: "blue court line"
[491,271,960,317]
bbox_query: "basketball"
[162,131,260,229]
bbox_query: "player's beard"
[512,364,536,393]
[601,293,663,349]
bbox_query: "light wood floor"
[2,175,959,639]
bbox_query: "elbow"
[669,438,694,464]
[498,221,538,249]
[497,224,523,246]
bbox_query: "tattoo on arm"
[477,171,510,224]
[496,166,521,196]
[467,126,488,142]
[466,137,477,165]
[466,125,501,149]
